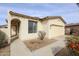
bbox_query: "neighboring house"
[65,23,79,35]
[0,25,8,34]
[7,11,66,43]
[0,25,8,28]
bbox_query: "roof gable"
[41,16,66,24]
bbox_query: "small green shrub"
[0,30,8,48]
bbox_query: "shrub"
[66,36,79,55]
[38,31,46,40]
[0,30,8,48]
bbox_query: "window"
[28,20,37,33]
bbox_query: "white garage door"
[50,25,64,37]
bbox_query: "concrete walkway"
[10,36,66,56]
[10,39,32,56]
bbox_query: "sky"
[0,3,79,25]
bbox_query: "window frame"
[28,20,37,33]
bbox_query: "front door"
[11,25,18,37]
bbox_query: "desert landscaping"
[24,39,57,51]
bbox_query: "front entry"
[11,24,19,37]
[11,19,20,42]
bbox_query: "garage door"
[50,24,64,37]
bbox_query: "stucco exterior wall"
[48,18,65,26]
[7,12,12,43]
[48,18,65,39]
[41,20,49,39]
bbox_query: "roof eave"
[9,11,40,20]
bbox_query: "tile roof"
[9,11,66,24]
[66,23,79,26]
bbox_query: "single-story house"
[65,23,79,35]
[7,11,66,43]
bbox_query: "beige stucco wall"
[40,20,49,39]
[8,13,28,41]
[48,18,65,39]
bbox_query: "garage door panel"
[50,26,64,37]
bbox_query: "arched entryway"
[11,19,21,41]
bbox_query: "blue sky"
[0,3,79,25]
